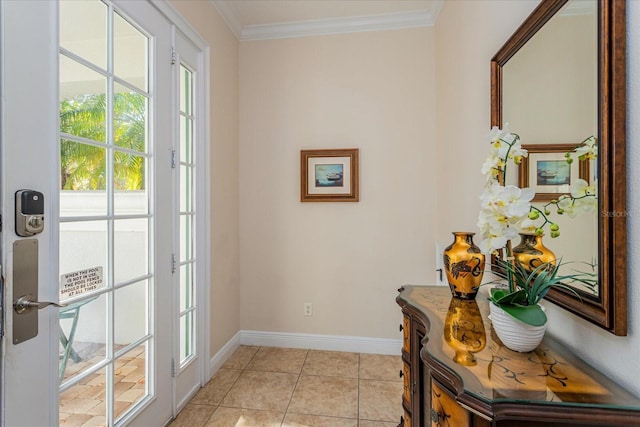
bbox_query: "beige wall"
[169,0,240,355]
[239,28,436,339]
[169,0,640,397]
[436,0,640,397]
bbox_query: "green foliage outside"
[60,92,146,190]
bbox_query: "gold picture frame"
[519,144,590,202]
[300,148,359,202]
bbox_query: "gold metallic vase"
[444,298,486,366]
[443,232,485,300]
[512,233,556,272]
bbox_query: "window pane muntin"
[178,59,197,368]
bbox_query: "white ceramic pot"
[489,302,546,352]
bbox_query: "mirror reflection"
[502,0,598,296]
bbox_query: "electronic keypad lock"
[15,190,44,237]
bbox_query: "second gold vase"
[512,233,556,272]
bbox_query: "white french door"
[57,1,173,426]
[0,1,206,425]
[172,30,207,412]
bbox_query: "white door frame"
[154,0,212,413]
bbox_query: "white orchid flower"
[571,179,596,198]
[575,136,598,160]
[481,152,500,178]
[477,182,535,253]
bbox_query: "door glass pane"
[114,280,148,347]
[60,141,108,216]
[114,83,147,151]
[114,177,148,217]
[179,264,192,312]
[180,214,192,262]
[180,115,192,164]
[59,221,108,286]
[180,165,192,212]
[60,55,107,143]
[114,151,145,192]
[114,343,148,421]
[179,66,191,115]
[114,218,148,284]
[114,12,147,91]
[179,313,193,361]
[60,140,107,191]
[59,295,107,383]
[60,0,107,70]
[59,366,108,426]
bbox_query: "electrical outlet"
[304,302,313,317]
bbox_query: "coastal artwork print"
[536,160,570,186]
[519,143,589,202]
[315,164,344,187]
[300,148,359,202]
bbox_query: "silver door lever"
[13,295,66,314]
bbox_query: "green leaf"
[500,304,547,327]
[489,288,507,302]
[491,287,527,305]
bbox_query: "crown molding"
[210,1,443,41]
[241,9,436,41]
[211,0,242,39]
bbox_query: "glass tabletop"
[399,285,640,410]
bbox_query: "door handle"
[13,294,66,314]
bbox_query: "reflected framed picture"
[300,148,359,202]
[519,144,589,202]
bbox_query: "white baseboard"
[208,331,241,378]
[209,330,402,377]
[240,330,402,356]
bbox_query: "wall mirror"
[491,0,626,335]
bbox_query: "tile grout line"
[187,346,249,427]
[357,353,361,427]
[205,345,263,422]
[279,348,310,425]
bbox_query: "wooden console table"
[396,285,640,426]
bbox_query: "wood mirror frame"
[491,0,627,335]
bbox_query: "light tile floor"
[169,346,403,427]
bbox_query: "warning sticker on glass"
[60,266,104,299]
